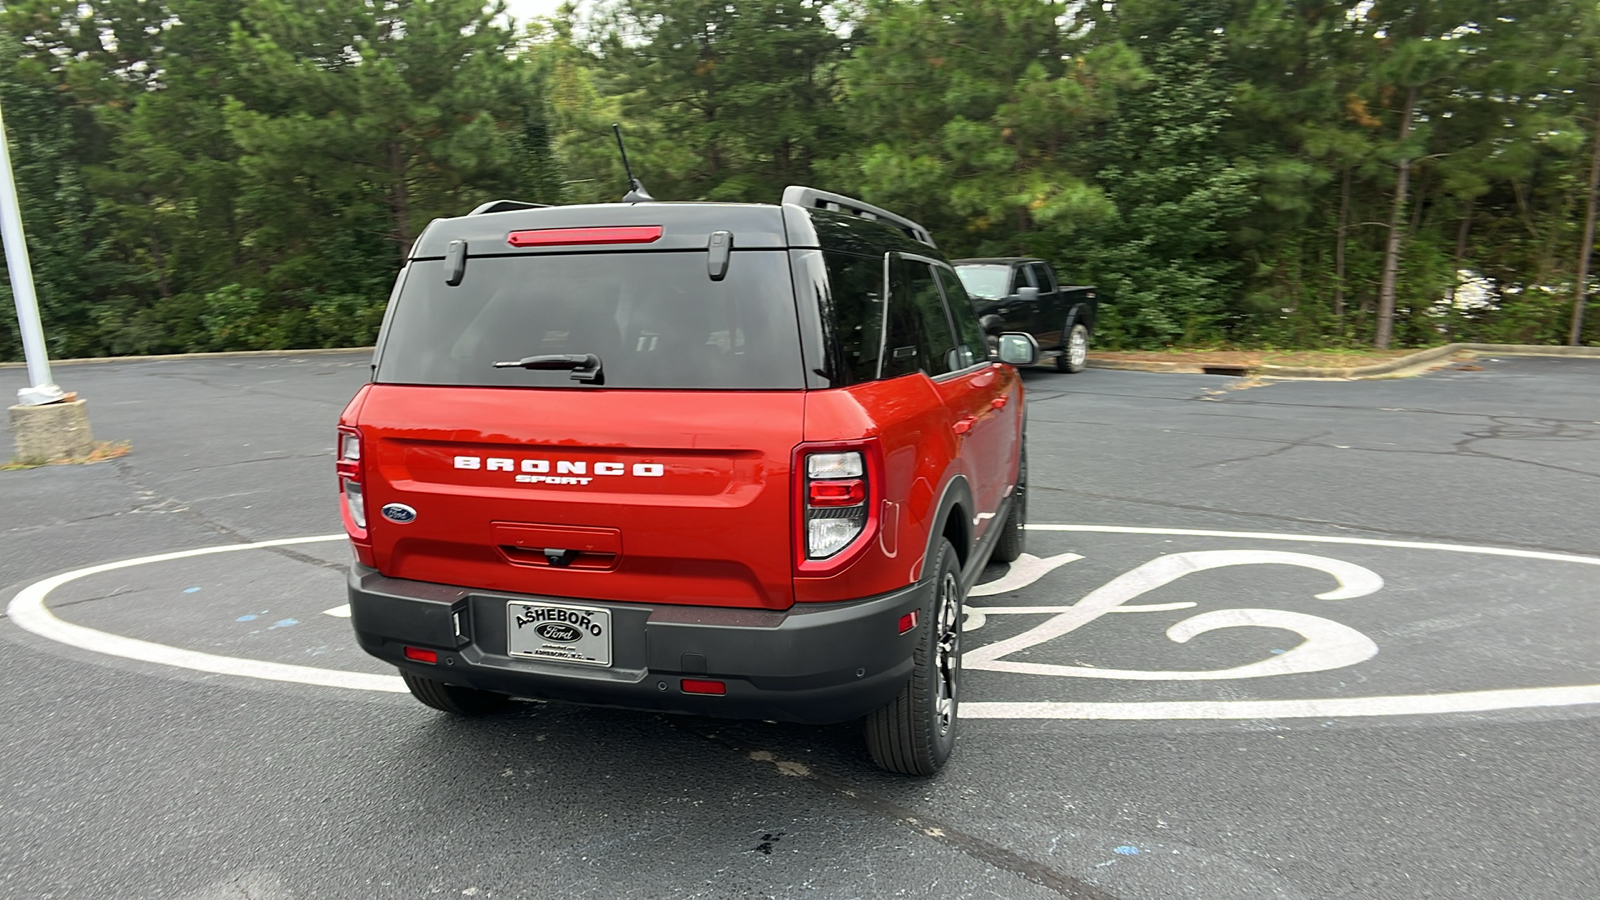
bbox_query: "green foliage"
[0,0,556,360]
[2,0,1598,359]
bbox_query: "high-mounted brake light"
[507,226,663,248]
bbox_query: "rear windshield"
[955,265,1009,300]
[375,252,804,389]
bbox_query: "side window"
[1017,266,1039,292]
[1028,263,1055,293]
[819,251,888,386]
[936,267,988,367]
[884,256,960,379]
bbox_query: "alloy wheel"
[934,570,961,735]
[1069,326,1088,369]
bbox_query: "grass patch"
[3,440,132,470]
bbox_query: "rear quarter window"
[374,252,805,390]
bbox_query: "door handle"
[953,416,977,435]
[990,396,1008,410]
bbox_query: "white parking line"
[1025,524,1600,567]
[6,527,1599,719]
[963,685,1600,720]
[5,536,405,693]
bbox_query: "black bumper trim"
[348,565,929,724]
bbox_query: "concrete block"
[8,399,95,462]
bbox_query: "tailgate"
[357,385,802,610]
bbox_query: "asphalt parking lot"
[3,352,1597,899]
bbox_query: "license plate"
[506,601,612,667]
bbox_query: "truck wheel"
[401,670,514,715]
[991,449,1027,564]
[1055,322,1090,373]
[866,539,963,775]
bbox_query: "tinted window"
[375,252,803,389]
[883,256,960,379]
[818,251,887,387]
[936,267,988,368]
[955,264,1009,301]
[1028,263,1055,292]
[806,209,935,257]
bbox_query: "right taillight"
[796,442,880,572]
[337,426,367,537]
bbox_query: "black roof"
[410,202,790,259]
[952,257,1043,266]
[409,186,940,262]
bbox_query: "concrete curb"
[0,347,375,369]
[1086,343,1600,379]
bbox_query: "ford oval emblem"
[380,503,417,524]
[535,622,582,643]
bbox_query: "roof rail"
[781,186,936,249]
[468,199,552,216]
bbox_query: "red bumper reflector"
[681,679,726,696]
[507,225,663,247]
[898,610,919,634]
[404,646,438,664]
[808,478,866,507]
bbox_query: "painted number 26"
[963,550,1384,681]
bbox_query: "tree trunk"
[1446,200,1472,339]
[149,233,173,300]
[138,190,173,299]
[1571,103,1600,346]
[387,140,414,259]
[1374,85,1417,349]
[1334,166,1350,320]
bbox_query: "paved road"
[3,353,1596,899]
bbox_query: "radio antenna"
[612,124,654,203]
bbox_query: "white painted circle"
[6,535,404,693]
[7,528,1600,719]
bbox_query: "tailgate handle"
[493,523,621,571]
[543,548,580,567]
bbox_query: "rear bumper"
[348,564,926,724]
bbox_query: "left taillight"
[337,426,367,535]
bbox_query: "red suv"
[337,187,1038,774]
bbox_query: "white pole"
[0,93,64,406]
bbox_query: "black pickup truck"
[953,258,1097,373]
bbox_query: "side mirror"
[1017,286,1039,303]
[997,332,1039,367]
[980,314,1005,336]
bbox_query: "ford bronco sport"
[337,186,1038,774]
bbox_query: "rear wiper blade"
[492,353,604,384]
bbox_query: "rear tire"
[1055,322,1090,373]
[866,539,963,775]
[991,449,1027,564]
[401,670,514,715]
